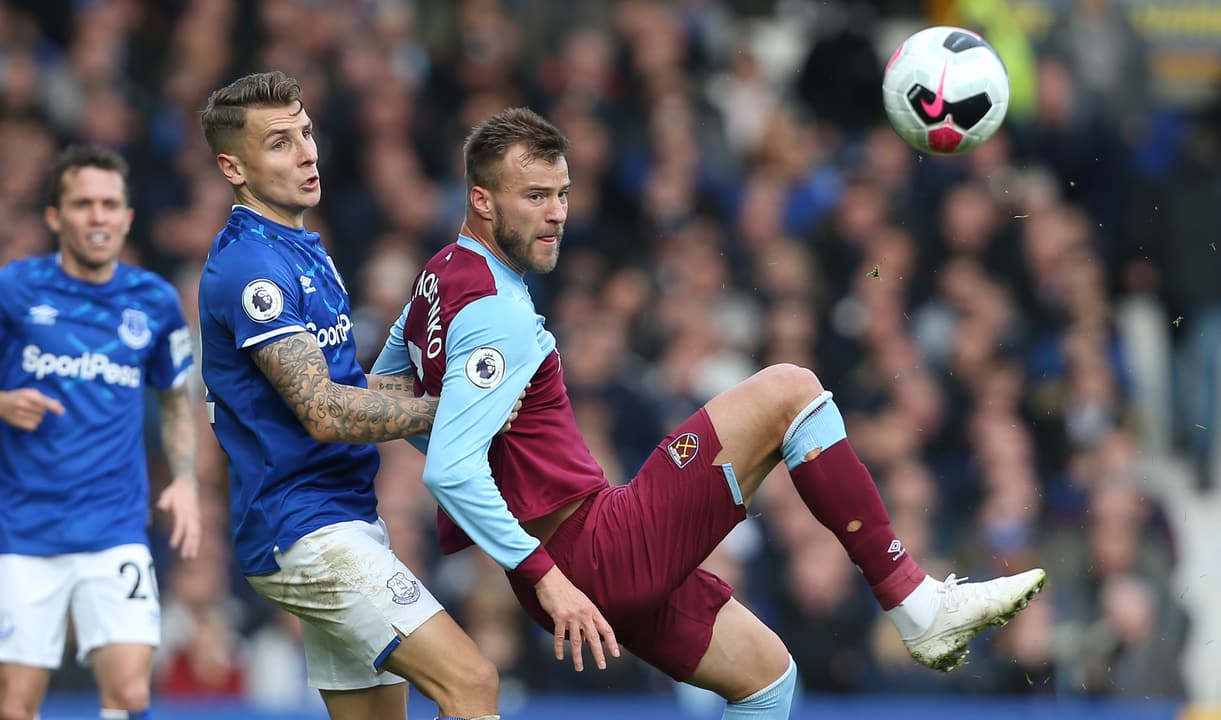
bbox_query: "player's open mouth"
[537,234,558,244]
[86,232,110,246]
[302,177,319,190]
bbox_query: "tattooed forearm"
[368,374,413,395]
[253,333,438,443]
[158,384,197,483]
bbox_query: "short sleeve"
[207,241,308,351]
[145,282,194,390]
[371,302,414,376]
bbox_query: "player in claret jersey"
[0,145,200,720]
[375,107,1047,718]
[197,71,501,720]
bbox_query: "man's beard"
[493,212,561,274]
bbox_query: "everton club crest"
[118,308,151,350]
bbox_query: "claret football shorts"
[509,408,747,681]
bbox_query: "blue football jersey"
[199,206,379,576]
[0,255,193,555]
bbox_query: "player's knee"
[0,697,39,720]
[462,656,499,701]
[438,654,498,706]
[100,677,150,711]
[757,364,825,415]
[724,655,797,718]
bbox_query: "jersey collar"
[456,234,528,288]
[233,205,319,244]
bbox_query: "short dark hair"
[199,70,303,155]
[463,107,570,192]
[48,145,130,208]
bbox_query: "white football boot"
[904,568,1047,672]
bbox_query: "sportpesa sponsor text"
[21,345,141,387]
[306,313,352,349]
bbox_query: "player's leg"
[315,613,500,719]
[0,553,75,720]
[703,364,927,607]
[247,518,498,720]
[318,683,406,720]
[686,599,796,719]
[604,567,794,719]
[70,545,161,718]
[0,664,52,720]
[89,644,154,717]
[377,612,498,718]
[704,363,1045,670]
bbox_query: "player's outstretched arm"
[533,566,620,672]
[367,373,412,395]
[370,373,527,435]
[254,332,439,443]
[155,383,201,559]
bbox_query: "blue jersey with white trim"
[0,255,193,555]
[199,206,379,576]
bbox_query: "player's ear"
[43,205,62,234]
[216,153,245,187]
[469,185,494,221]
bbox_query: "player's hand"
[534,565,620,671]
[157,479,202,560]
[500,383,530,434]
[0,388,65,431]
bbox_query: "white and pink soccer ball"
[881,26,1010,155]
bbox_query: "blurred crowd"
[2,0,1218,709]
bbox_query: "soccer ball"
[881,26,1009,155]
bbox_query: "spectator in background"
[0,145,200,720]
[1042,0,1151,144]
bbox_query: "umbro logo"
[299,275,316,294]
[888,539,907,561]
[28,305,57,326]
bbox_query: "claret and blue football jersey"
[374,235,606,575]
[0,255,193,555]
[199,206,378,576]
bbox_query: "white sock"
[886,574,942,640]
[100,711,129,720]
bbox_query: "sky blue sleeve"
[422,293,544,571]
[371,304,413,376]
[371,304,428,453]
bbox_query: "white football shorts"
[0,544,161,668]
[246,517,444,691]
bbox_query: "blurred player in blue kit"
[197,71,502,720]
[0,145,201,720]
[374,107,1047,718]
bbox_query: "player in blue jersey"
[197,71,500,720]
[0,145,200,720]
[375,107,1046,718]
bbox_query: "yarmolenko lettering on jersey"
[21,345,141,388]
[413,270,443,359]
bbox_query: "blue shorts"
[509,408,746,680]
